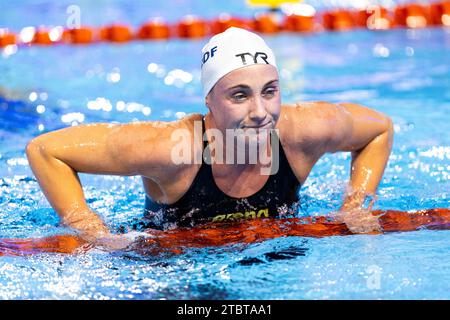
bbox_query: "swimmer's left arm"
[326,102,394,211]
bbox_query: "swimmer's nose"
[248,97,268,123]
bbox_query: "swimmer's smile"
[241,121,273,129]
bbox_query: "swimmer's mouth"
[242,122,272,129]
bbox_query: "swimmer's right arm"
[25,115,201,241]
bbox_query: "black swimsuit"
[141,117,301,230]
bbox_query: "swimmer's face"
[206,64,280,132]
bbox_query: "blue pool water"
[0,0,449,299]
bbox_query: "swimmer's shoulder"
[280,101,346,120]
[138,113,204,200]
[175,112,204,131]
[134,113,203,181]
[278,101,349,154]
[130,112,203,130]
[110,113,203,178]
[122,112,203,141]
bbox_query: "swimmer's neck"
[203,113,273,177]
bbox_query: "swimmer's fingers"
[91,234,137,252]
[125,230,156,239]
[333,209,382,234]
[73,242,96,254]
[92,232,158,253]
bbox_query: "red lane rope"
[1,2,449,47]
[1,207,449,256]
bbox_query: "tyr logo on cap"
[235,52,269,65]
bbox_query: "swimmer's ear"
[205,94,211,110]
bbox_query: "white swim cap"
[200,27,278,97]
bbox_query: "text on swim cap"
[235,52,269,65]
[201,46,218,66]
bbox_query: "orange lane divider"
[99,24,133,42]
[394,3,430,28]
[32,29,53,45]
[322,9,355,31]
[284,13,315,32]
[354,7,392,30]
[430,1,450,26]
[137,19,171,40]
[177,16,208,38]
[1,2,450,48]
[0,31,16,47]
[210,15,253,34]
[1,208,449,257]
[62,27,94,44]
[253,13,280,33]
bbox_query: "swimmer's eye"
[263,87,278,98]
[231,92,248,102]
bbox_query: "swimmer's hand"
[91,233,136,251]
[61,210,145,251]
[80,230,150,252]
[95,232,154,252]
[333,208,382,234]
